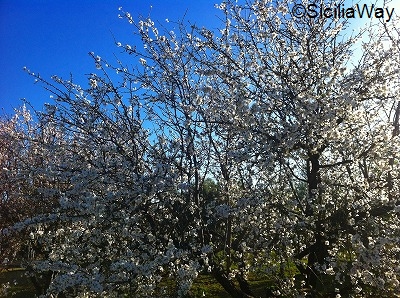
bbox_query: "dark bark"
[236,273,254,297]
[388,102,400,201]
[29,275,44,296]
[305,153,329,295]
[211,263,254,298]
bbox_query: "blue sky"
[1,1,398,117]
[0,0,219,116]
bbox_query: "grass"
[0,269,275,298]
[150,272,277,297]
[188,274,232,298]
[0,268,36,297]
[11,267,397,298]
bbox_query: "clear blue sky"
[1,1,398,117]
[0,0,219,116]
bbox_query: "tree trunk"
[211,264,254,298]
[305,153,328,295]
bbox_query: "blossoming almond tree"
[123,0,400,295]
[5,71,196,296]
[0,116,29,271]
[187,0,400,296]
[3,0,400,297]
[0,107,69,295]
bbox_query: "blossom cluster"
[1,0,400,297]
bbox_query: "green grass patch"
[190,274,232,298]
[0,269,276,297]
[0,268,36,297]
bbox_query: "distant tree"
[0,106,73,295]
[0,115,24,265]
[4,0,400,297]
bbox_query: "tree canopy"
[1,0,400,297]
